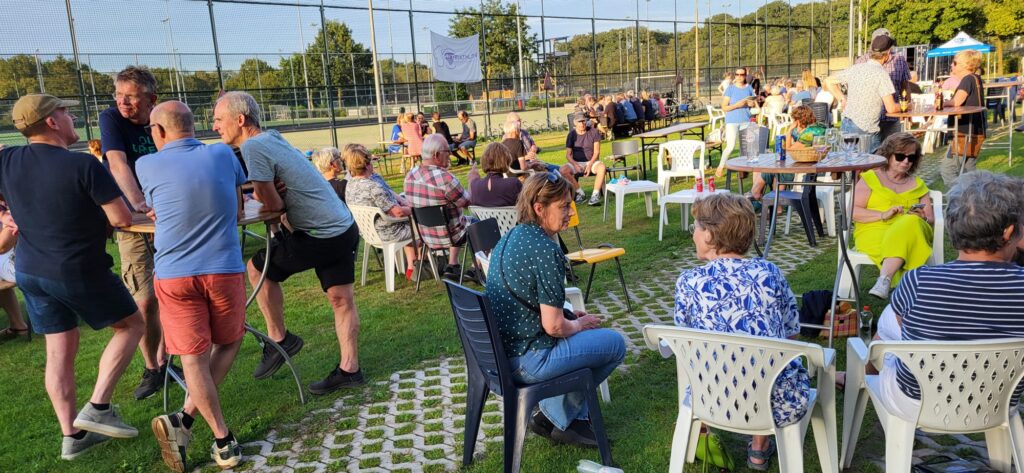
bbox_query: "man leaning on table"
[212,91,365,395]
[824,35,901,153]
[136,101,247,471]
[1,94,145,460]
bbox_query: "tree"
[448,0,538,79]
[867,0,984,46]
[303,20,373,87]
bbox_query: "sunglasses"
[545,171,561,183]
[892,152,920,162]
[735,72,747,76]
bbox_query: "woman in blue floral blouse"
[674,193,810,470]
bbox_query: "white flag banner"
[430,32,483,83]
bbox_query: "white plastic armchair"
[706,104,725,134]
[656,140,706,196]
[841,337,1024,472]
[837,190,944,298]
[469,205,518,236]
[643,325,838,473]
[349,204,413,293]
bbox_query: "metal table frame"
[633,122,708,180]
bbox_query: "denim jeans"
[509,328,626,431]
[840,118,881,153]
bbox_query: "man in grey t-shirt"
[454,110,477,165]
[213,91,365,395]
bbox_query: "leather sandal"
[746,438,776,471]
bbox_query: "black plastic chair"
[809,101,831,128]
[465,218,502,284]
[443,281,613,473]
[411,205,469,290]
[759,173,825,247]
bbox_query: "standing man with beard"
[99,66,179,400]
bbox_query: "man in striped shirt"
[880,171,1024,419]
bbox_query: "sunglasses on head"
[893,152,920,162]
[545,171,561,183]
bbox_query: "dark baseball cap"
[12,94,78,131]
[871,35,895,53]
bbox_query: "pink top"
[400,122,424,156]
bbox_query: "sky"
[0,0,822,73]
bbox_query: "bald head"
[149,101,194,151]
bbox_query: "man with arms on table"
[137,101,247,471]
[1,95,144,460]
[213,91,364,395]
[98,65,177,400]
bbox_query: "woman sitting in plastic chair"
[484,173,626,449]
[673,193,809,471]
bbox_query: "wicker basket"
[787,147,821,163]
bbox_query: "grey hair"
[217,91,262,129]
[311,147,340,173]
[420,134,449,162]
[945,171,1024,253]
[502,120,519,135]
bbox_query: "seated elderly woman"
[875,170,1024,420]
[467,143,522,207]
[343,144,418,281]
[852,132,934,299]
[674,193,809,471]
[312,147,347,202]
[485,173,625,448]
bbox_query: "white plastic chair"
[814,174,838,237]
[469,205,518,236]
[643,325,838,473]
[349,205,412,293]
[656,140,706,196]
[841,338,1024,472]
[837,190,944,298]
[706,104,725,136]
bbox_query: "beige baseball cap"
[12,94,79,131]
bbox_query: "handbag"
[951,74,986,158]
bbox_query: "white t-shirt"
[834,61,896,133]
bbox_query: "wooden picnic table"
[632,121,709,180]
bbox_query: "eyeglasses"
[144,123,163,134]
[892,152,920,162]
[113,93,148,104]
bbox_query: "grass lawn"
[0,117,1020,472]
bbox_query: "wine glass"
[825,128,842,155]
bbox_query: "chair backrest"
[738,125,770,159]
[470,205,518,236]
[808,102,831,128]
[869,339,1024,433]
[411,204,449,228]
[466,218,502,258]
[611,140,641,157]
[658,139,705,173]
[349,204,388,246]
[643,325,828,432]
[444,280,513,396]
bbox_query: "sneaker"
[442,264,462,281]
[135,362,185,400]
[550,419,599,449]
[308,366,366,395]
[869,275,892,299]
[529,410,556,439]
[575,189,586,203]
[73,403,138,438]
[210,439,242,469]
[60,431,110,460]
[587,194,601,206]
[253,332,304,380]
[152,412,192,473]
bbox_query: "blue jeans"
[840,118,881,153]
[509,328,626,431]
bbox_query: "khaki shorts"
[117,231,155,300]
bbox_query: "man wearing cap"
[855,28,911,142]
[1,95,145,459]
[98,65,177,401]
[825,35,901,152]
[565,114,606,206]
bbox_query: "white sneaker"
[211,439,242,469]
[869,276,892,299]
[152,412,192,473]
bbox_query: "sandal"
[0,326,28,340]
[695,430,734,471]
[746,438,776,471]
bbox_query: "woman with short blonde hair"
[940,49,987,185]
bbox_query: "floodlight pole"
[848,0,855,64]
[368,0,387,142]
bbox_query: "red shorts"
[154,273,246,356]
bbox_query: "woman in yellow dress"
[852,133,934,299]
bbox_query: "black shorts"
[20,271,138,334]
[251,224,359,291]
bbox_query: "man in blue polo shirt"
[1,94,145,460]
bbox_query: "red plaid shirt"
[404,165,470,250]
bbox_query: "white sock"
[591,190,600,198]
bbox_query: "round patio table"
[727,152,886,347]
[887,105,985,176]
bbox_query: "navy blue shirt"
[0,144,123,280]
[98,106,156,179]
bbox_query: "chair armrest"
[846,338,869,392]
[596,243,615,249]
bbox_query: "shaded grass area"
[0,118,1019,472]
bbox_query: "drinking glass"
[813,135,828,160]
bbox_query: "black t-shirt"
[565,128,602,162]
[432,121,455,144]
[630,98,645,121]
[0,144,123,280]
[98,106,156,179]
[956,73,987,136]
[501,138,528,169]
[329,178,347,203]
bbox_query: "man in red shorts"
[135,101,247,471]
